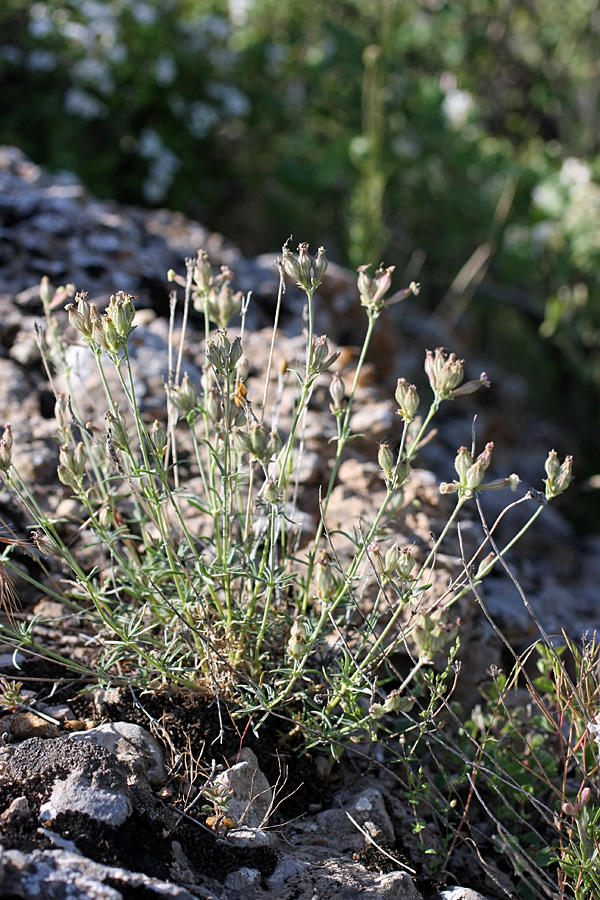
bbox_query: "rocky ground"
[0,145,596,900]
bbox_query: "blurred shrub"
[2,0,600,501]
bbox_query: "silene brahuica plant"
[0,241,594,898]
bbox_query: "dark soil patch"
[0,663,328,886]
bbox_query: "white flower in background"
[153,54,177,88]
[206,82,250,118]
[130,1,158,26]
[138,128,180,203]
[442,89,474,129]
[72,57,114,94]
[559,157,592,189]
[26,49,57,72]
[28,16,53,40]
[64,87,107,120]
[187,101,219,139]
[229,0,255,27]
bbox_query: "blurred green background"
[1,0,599,528]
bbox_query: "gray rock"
[438,888,494,900]
[370,870,423,899]
[1,736,133,829]
[224,866,262,890]
[0,845,208,900]
[213,747,272,829]
[69,721,167,786]
[227,825,278,849]
[265,857,423,900]
[39,770,132,827]
[315,788,395,853]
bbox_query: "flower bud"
[282,249,304,287]
[357,264,395,310]
[414,609,460,663]
[207,387,223,424]
[107,292,136,337]
[312,336,330,369]
[382,689,415,714]
[169,373,197,416]
[368,541,385,579]
[215,283,236,327]
[465,459,486,492]
[296,243,313,288]
[0,425,12,473]
[464,443,494,492]
[454,447,473,483]
[329,373,346,411]
[32,530,62,557]
[98,501,115,528]
[475,552,496,581]
[545,449,560,481]
[282,242,328,292]
[150,420,167,457]
[287,616,307,661]
[480,474,520,492]
[394,457,411,487]
[267,429,281,460]
[439,481,459,495]
[384,543,401,578]
[261,478,280,505]
[192,250,212,292]
[250,423,269,461]
[545,451,573,500]
[105,407,128,451]
[315,551,335,601]
[232,428,253,455]
[378,443,394,480]
[103,315,122,354]
[450,372,490,398]
[395,379,419,422]
[54,394,70,442]
[229,336,243,371]
[206,340,225,374]
[39,276,54,308]
[236,355,250,382]
[57,465,81,492]
[59,443,85,481]
[397,547,416,581]
[66,292,96,340]
[311,246,328,289]
[0,424,12,456]
[425,348,465,399]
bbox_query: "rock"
[213,747,272,829]
[371,870,423,899]
[224,865,262,890]
[0,796,29,825]
[227,825,278,850]
[350,399,397,440]
[2,736,132,829]
[69,722,167,786]
[39,770,132,828]
[0,709,60,740]
[438,888,494,900]
[315,788,395,854]
[266,857,423,900]
[0,845,209,900]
